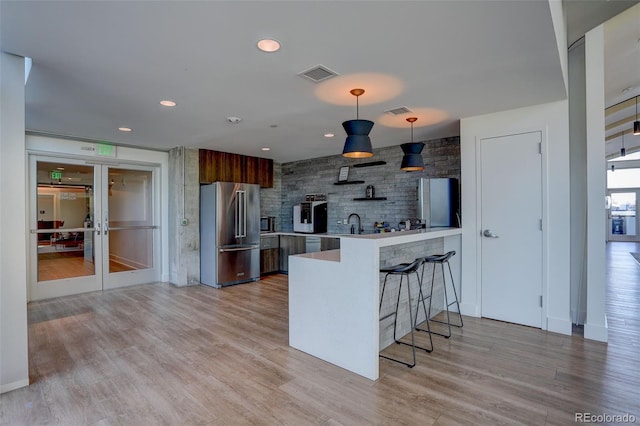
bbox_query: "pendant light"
[634,96,640,135]
[342,88,374,158]
[400,117,425,171]
[621,131,626,157]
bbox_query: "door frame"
[27,153,164,301]
[475,129,548,329]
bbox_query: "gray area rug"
[630,252,640,265]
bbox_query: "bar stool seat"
[415,250,463,339]
[379,258,433,368]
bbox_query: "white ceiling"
[0,0,638,163]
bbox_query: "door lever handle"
[95,222,101,235]
[483,229,499,238]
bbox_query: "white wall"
[0,52,29,393]
[568,39,588,325]
[460,100,572,336]
[584,25,608,342]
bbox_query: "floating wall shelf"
[353,197,387,201]
[334,180,365,185]
[352,161,387,168]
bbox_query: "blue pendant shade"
[342,119,374,158]
[342,89,374,158]
[400,117,424,171]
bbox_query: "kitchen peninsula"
[288,227,462,381]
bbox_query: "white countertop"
[294,249,340,262]
[262,228,461,244]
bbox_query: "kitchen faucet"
[347,213,363,234]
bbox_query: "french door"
[29,156,160,301]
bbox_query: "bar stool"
[379,258,433,368]
[415,250,463,339]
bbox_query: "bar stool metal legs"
[416,251,463,339]
[379,258,433,368]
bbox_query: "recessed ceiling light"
[56,167,65,170]
[257,39,280,53]
[227,116,242,124]
[160,100,177,107]
[119,127,132,132]
[324,133,335,138]
[261,147,271,151]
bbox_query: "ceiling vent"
[385,106,413,115]
[298,65,339,83]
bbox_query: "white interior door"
[29,157,159,301]
[480,131,543,328]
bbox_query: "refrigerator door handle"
[242,190,247,237]
[236,190,246,238]
[219,245,259,253]
[235,191,240,238]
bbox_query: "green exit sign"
[96,143,116,158]
[50,170,63,180]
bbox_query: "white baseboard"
[546,316,572,335]
[1,378,29,394]
[584,321,608,342]
[459,302,479,317]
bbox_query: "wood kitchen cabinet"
[199,149,273,188]
[321,237,340,251]
[260,235,280,275]
[279,235,306,273]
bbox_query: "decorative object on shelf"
[621,131,626,157]
[400,117,425,171]
[338,166,350,182]
[353,161,386,168]
[634,96,640,135]
[365,185,375,199]
[305,193,327,201]
[342,88,374,158]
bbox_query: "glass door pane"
[36,161,96,281]
[103,166,158,289]
[609,192,636,241]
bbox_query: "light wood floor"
[2,244,639,425]
[38,252,136,281]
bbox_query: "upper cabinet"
[199,149,273,188]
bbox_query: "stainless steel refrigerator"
[417,178,459,228]
[200,182,260,287]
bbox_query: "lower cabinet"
[260,234,341,275]
[260,235,280,275]
[279,235,306,273]
[260,248,279,275]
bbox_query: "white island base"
[289,228,462,381]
